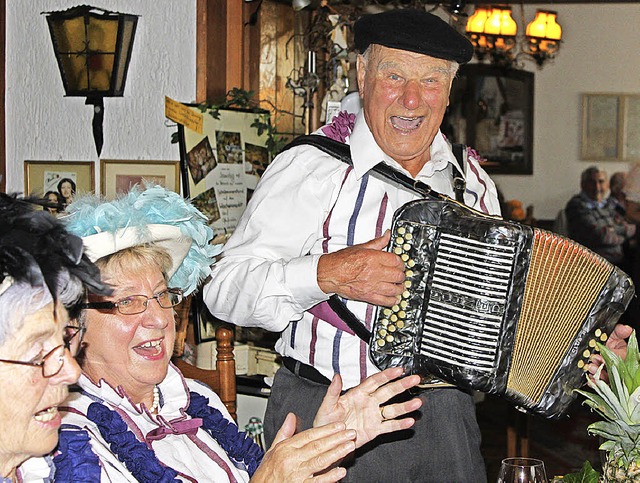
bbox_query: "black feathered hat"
[354,9,474,64]
[0,193,110,302]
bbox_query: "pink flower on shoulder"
[321,111,356,143]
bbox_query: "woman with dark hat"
[0,194,108,482]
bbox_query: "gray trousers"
[264,365,487,483]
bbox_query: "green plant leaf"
[558,460,600,483]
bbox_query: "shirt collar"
[349,110,463,180]
[580,191,608,209]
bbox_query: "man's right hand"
[317,230,406,307]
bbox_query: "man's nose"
[399,81,422,110]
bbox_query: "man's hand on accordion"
[587,323,633,382]
[317,230,406,307]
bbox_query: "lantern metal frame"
[44,5,139,155]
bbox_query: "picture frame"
[176,105,272,237]
[100,159,180,198]
[442,64,534,175]
[24,161,95,204]
[581,93,640,161]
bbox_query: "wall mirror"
[443,64,534,175]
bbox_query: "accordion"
[369,198,634,419]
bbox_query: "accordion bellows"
[369,199,634,419]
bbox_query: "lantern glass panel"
[88,17,118,53]
[88,54,115,91]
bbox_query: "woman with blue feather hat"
[55,184,423,482]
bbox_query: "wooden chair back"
[173,325,237,421]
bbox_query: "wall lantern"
[45,5,139,156]
[466,5,562,69]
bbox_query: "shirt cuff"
[284,254,329,309]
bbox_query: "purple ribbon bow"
[146,418,203,442]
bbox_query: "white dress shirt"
[204,111,500,389]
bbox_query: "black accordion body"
[369,198,634,419]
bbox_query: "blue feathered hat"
[62,185,221,296]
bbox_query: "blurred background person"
[43,190,62,216]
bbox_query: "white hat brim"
[82,224,192,279]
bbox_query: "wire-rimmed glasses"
[79,288,183,316]
[0,324,84,378]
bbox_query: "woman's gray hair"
[0,283,52,347]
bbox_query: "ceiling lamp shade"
[465,5,562,69]
[44,5,138,156]
[524,10,562,66]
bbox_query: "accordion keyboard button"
[595,329,602,337]
[588,339,596,348]
[407,259,415,267]
[600,333,608,342]
[577,360,585,368]
[397,321,405,329]
[583,349,591,358]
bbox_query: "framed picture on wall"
[24,161,95,206]
[581,93,640,161]
[442,64,534,175]
[100,159,180,199]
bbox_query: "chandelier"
[465,5,562,69]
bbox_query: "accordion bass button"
[401,254,409,262]
[583,349,591,358]
[407,259,416,268]
[398,310,406,318]
[588,339,597,348]
[600,333,608,342]
[397,321,405,329]
[577,360,585,369]
[402,290,410,299]
[395,236,404,244]
[397,226,406,235]
[405,233,413,240]
[388,324,397,332]
[595,328,602,337]
[404,280,412,288]
[392,304,400,312]
[378,329,388,337]
[394,247,403,255]
[390,314,398,322]
[386,335,395,342]
[400,300,408,309]
[403,243,411,251]
[376,339,386,347]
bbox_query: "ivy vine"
[170,88,286,161]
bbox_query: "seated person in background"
[0,194,108,482]
[565,166,635,270]
[54,186,422,482]
[609,171,628,216]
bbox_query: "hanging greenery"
[170,88,286,161]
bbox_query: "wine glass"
[497,457,548,483]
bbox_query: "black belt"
[282,357,331,386]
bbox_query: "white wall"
[491,4,640,219]
[6,3,640,220]
[5,1,196,193]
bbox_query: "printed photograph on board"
[215,131,243,164]
[187,136,217,183]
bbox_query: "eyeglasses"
[0,324,83,378]
[79,288,183,316]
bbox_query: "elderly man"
[204,10,497,481]
[566,166,635,269]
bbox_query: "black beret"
[354,9,474,64]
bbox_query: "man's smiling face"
[357,44,455,176]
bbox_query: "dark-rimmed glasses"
[79,288,183,316]
[0,324,84,378]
